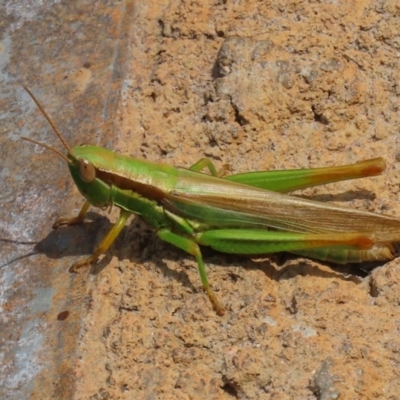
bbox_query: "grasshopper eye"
[79,159,96,183]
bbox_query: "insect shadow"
[1,212,206,293]
[1,210,388,290]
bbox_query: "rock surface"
[1,1,400,399]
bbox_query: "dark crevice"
[221,382,239,397]
[368,278,379,298]
[231,100,249,126]
[311,105,329,125]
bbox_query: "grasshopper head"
[22,87,117,209]
[68,145,113,208]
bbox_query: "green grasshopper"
[23,87,400,315]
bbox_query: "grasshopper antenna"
[23,86,71,151]
[21,136,70,163]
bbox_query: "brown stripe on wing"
[96,168,166,202]
[165,183,400,242]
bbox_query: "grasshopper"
[23,87,400,315]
